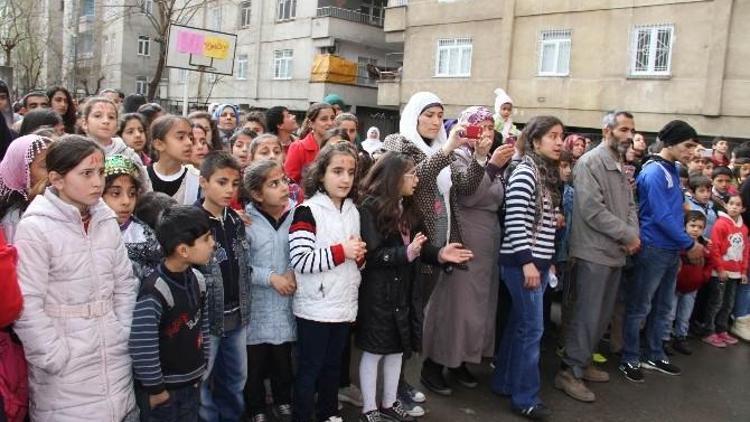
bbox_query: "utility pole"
[61,0,79,94]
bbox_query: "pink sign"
[176,30,205,55]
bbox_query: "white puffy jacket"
[12,188,138,422]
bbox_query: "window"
[277,0,297,21]
[360,0,386,26]
[240,1,252,27]
[237,54,248,80]
[81,0,94,16]
[79,32,94,58]
[357,56,378,86]
[434,38,472,77]
[210,7,222,30]
[538,30,571,76]
[142,0,153,15]
[173,68,187,83]
[631,24,674,76]
[273,49,293,79]
[137,36,150,56]
[136,76,148,95]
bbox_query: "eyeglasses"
[404,170,417,179]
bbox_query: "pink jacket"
[12,188,138,422]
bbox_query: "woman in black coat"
[355,152,472,421]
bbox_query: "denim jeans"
[137,383,200,422]
[734,281,750,318]
[622,245,680,364]
[704,277,738,333]
[667,290,697,338]
[492,265,548,410]
[293,318,350,422]
[200,325,248,422]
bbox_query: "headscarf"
[105,154,140,181]
[0,134,51,200]
[211,104,239,127]
[493,88,515,137]
[459,106,494,126]
[366,126,380,140]
[323,93,346,109]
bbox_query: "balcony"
[384,0,407,43]
[316,7,383,27]
[377,78,400,107]
[312,7,390,51]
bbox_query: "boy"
[711,137,730,168]
[196,151,253,422]
[669,211,712,355]
[711,166,734,209]
[129,206,214,422]
[555,150,574,351]
[687,174,719,235]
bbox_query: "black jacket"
[356,201,443,355]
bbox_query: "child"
[0,134,51,242]
[12,135,139,421]
[103,154,162,279]
[334,112,359,146]
[289,143,366,422]
[119,113,151,166]
[134,191,178,230]
[196,151,252,422]
[493,88,520,140]
[190,123,210,169]
[148,115,201,205]
[555,149,575,352]
[285,103,336,184]
[703,193,748,347]
[711,137,730,168]
[243,160,297,422]
[249,133,304,205]
[321,128,351,148]
[669,211,712,355]
[130,206,213,422]
[230,128,256,169]
[687,174,719,235]
[702,159,714,179]
[734,157,750,185]
[711,166,734,209]
[356,152,471,422]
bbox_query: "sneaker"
[618,362,645,383]
[672,337,693,355]
[512,403,552,420]
[274,404,292,422]
[641,359,681,376]
[582,365,609,383]
[448,363,478,389]
[359,410,387,422]
[718,331,739,345]
[326,417,344,422]
[395,392,425,418]
[554,370,595,403]
[338,385,364,407]
[420,360,452,396]
[591,353,607,364]
[251,413,268,422]
[663,340,675,356]
[702,333,727,348]
[398,380,426,404]
[380,400,416,422]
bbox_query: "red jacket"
[0,230,21,328]
[284,132,319,184]
[676,248,712,293]
[710,212,750,278]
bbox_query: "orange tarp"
[310,54,357,84]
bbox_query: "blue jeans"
[734,281,750,318]
[145,383,200,422]
[492,265,548,409]
[200,325,248,422]
[622,245,680,364]
[667,290,697,338]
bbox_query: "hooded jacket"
[12,188,138,421]
[710,212,749,278]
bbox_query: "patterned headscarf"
[105,154,140,181]
[0,134,51,200]
[458,106,494,126]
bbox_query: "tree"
[0,0,52,93]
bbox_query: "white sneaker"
[404,403,425,417]
[326,417,344,422]
[338,384,364,407]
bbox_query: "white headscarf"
[493,88,515,138]
[366,126,380,140]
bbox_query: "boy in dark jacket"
[129,206,214,422]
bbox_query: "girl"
[243,160,297,422]
[250,133,303,204]
[191,123,210,168]
[80,97,151,191]
[0,134,52,242]
[334,113,359,146]
[189,111,222,151]
[102,154,161,280]
[12,135,139,421]
[46,86,77,134]
[118,113,151,166]
[321,128,351,148]
[284,103,335,184]
[493,116,563,420]
[289,143,366,422]
[213,104,240,148]
[357,152,473,422]
[230,128,257,168]
[493,88,520,140]
[147,115,201,205]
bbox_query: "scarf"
[0,135,50,201]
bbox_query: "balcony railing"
[388,0,408,6]
[316,7,383,28]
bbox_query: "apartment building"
[381,0,749,139]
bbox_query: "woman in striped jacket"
[492,116,564,420]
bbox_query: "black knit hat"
[658,120,698,146]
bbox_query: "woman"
[284,103,335,184]
[212,103,239,148]
[46,87,77,134]
[564,133,586,162]
[361,126,383,157]
[421,106,514,391]
[492,116,563,420]
[382,92,485,403]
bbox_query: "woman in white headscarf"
[493,88,520,140]
[361,126,383,157]
[382,92,486,399]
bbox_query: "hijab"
[0,134,51,201]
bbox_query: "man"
[555,111,640,402]
[20,91,49,115]
[266,105,298,154]
[620,120,703,383]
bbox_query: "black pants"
[245,342,294,416]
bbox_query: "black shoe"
[641,359,681,376]
[359,410,388,422]
[449,363,478,388]
[420,359,452,396]
[512,403,552,420]
[618,362,645,383]
[672,337,693,355]
[663,340,675,356]
[380,400,416,422]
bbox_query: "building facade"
[381,0,749,139]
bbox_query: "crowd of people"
[0,82,748,422]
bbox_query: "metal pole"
[182,72,189,116]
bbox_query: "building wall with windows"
[385,0,749,138]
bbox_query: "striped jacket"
[500,160,557,268]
